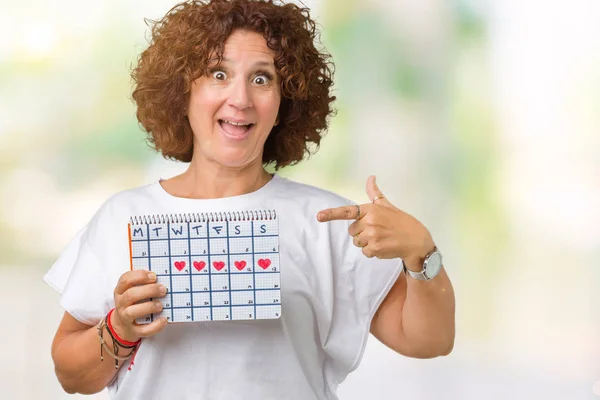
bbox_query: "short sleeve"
[43,204,115,325]
[323,231,404,385]
[43,225,88,293]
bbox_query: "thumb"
[366,175,394,208]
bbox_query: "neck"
[165,157,272,200]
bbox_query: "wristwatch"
[403,246,443,281]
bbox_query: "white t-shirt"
[44,174,403,400]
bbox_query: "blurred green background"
[1,0,599,398]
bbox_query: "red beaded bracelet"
[107,309,141,347]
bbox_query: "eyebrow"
[210,57,275,69]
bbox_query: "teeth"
[222,119,251,126]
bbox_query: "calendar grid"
[187,221,194,313]
[167,222,174,322]
[132,250,277,259]
[147,223,154,323]
[226,222,232,319]
[154,287,279,294]
[156,304,279,309]
[135,235,277,242]
[206,222,213,320]
[129,210,281,323]
[251,220,256,319]
[151,271,277,277]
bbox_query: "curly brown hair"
[131,0,336,169]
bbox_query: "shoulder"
[275,176,354,208]
[105,183,157,209]
[83,183,157,244]
[92,183,157,219]
[271,176,356,239]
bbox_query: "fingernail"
[317,213,324,222]
[148,272,156,281]
[159,285,167,295]
[155,301,163,309]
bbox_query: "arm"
[50,270,167,394]
[51,313,124,394]
[370,262,455,358]
[317,175,456,359]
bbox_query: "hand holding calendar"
[111,270,168,342]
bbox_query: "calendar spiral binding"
[129,210,277,225]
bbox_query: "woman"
[45,0,455,399]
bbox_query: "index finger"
[114,269,157,295]
[317,205,361,222]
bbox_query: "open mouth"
[218,119,255,138]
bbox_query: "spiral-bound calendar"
[128,210,281,323]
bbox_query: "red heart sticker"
[257,259,271,269]
[213,261,226,271]
[174,261,186,271]
[234,260,247,271]
[193,261,206,271]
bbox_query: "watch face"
[424,252,442,278]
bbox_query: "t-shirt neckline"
[148,173,283,209]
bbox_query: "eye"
[212,70,227,81]
[253,74,271,85]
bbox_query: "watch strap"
[402,246,442,281]
[403,262,428,280]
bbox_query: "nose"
[227,78,253,110]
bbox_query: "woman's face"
[187,29,281,170]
